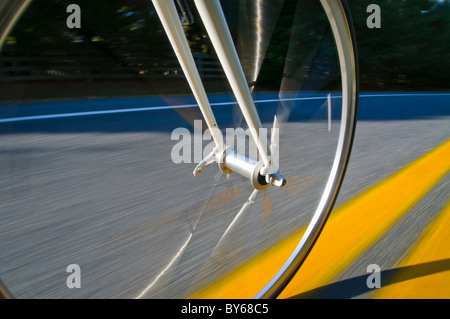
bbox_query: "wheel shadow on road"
[288,258,450,299]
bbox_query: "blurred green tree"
[3,0,449,91]
[348,0,450,90]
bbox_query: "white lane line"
[0,96,325,124]
[0,93,448,124]
[0,103,197,124]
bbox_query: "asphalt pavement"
[0,92,448,298]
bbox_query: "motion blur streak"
[374,199,450,299]
[253,0,263,82]
[210,189,259,256]
[136,233,192,299]
[237,0,283,85]
[189,138,450,298]
[279,138,450,298]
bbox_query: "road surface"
[0,92,448,298]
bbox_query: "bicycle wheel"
[0,0,357,299]
[181,0,358,299]
[252,0,358,298]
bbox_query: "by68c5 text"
[225,303,269,314]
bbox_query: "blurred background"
[0,0,448,103]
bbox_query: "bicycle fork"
[151,0,286,190]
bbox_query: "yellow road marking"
[189,138,450,299]
[374,199,450,299]
[188,228,307,298]
[279,139,450,298]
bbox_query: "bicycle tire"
[0,0,358,299]
[254,0,358,299]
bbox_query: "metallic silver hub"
[219,150,286,191]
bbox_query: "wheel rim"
[255,0,358,299]
[0,0,358,299]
